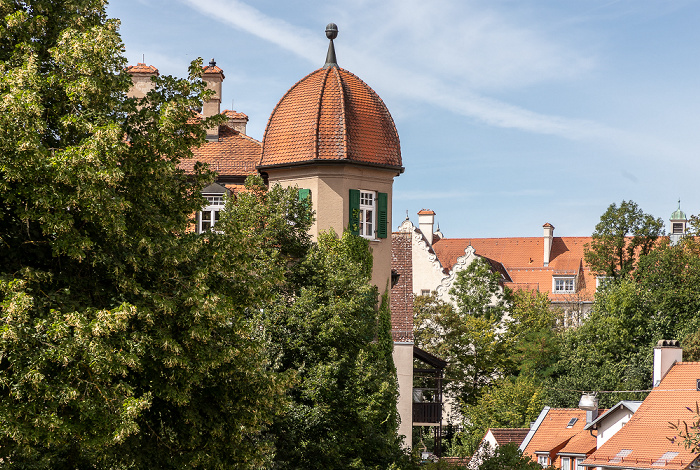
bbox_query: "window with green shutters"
[349,189,387,239]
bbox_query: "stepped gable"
[259,66,402,171]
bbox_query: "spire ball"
[209,58,216,67]
[326,23,338,40]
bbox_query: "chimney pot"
[653,339,682,387]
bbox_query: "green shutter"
[349,189,360,235]
[298,188,310,201]
[377,192,388,239]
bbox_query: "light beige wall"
[267,164,397,297]
[128,74,156,99]
[393,342,414,449]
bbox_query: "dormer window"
[199,194,225,233]
[197,182,229,233]
[554,276,575,293]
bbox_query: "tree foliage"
[262,230,405,469]
[584,200,664,279]
[414,259,512,408]
[0,2,308,467]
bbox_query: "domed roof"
[671,201,687,220]
[259,65,402,171]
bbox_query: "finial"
[209,58,216,67]
[323,23,338,68]
[678,198,682,209]
[405,210,409,220]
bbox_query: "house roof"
[259,66,402,171]
[431,236,596,298]
[583,400,643,430]
[223,109,248,121]
[522,408,597,462]
[583,362,700,470]
[179,125,261,178]
[488,428,530,447]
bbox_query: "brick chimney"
[543,223,554,267]
[126,63,159,99]
[418,209,436,246]
[224,110,248,135]
[202,58,224,141]
[653,339,682,387]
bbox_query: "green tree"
[507,290,560,379]
[414,259,511,408]
[263,230,405,470]
[453,375,545,457]
[0,2,298,467]
[584,200,664,279]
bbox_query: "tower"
[258,23,404,297]
[670,200,687,246]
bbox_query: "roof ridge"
[313,67,332,160]
[332,66,349,160]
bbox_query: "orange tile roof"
[126,62,158,74]
[523,409,597,466]
[418,209,436,215]
[432,237,596,298]
[179,125,261,177]
[223,109,248,120]
[260,66,402,171]
[583,362,700,470]
[202,64,224,77]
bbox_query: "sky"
[108,0,700,238]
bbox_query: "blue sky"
[108,0,700,238]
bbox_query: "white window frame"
[561,457,570,470]
[575,458,585,470]
[198,194,226,233]
[537,454,549,467]
[359,190,375,240]
[553,276,575,293]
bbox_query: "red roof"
[202,64,224,77]
[260,66,402,170]
[432,236,596,298]
[179,125,261,177]
[418,209,436,215]
[523,409,598,467]
[584,362,700,469]
[223,109,248,120]
[126,63,158,74]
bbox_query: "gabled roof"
[179,125,261,178]
[488,428,530,447]
[126,62,158,74]
[583,362,700,470]
[522,408,597,463]
[583,400,642,430]
[431,236,596,298]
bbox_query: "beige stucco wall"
[266,164,397,297]
[128,74,156,99]
[393,342,414,449]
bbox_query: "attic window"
[609,449,632,463]
[198,194,225,233]
[554,277,575,293]
[566,417,578,428]
[653,452,679,466]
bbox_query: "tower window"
[673,222,684,234]
[359,191,375,238]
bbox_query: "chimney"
[653,339,682,387]
[586,409,599,424]
[126,63,159,99]
[543,223,554,267]
[418,209,436,245]
[224,110,248,135]
[202,58,224,141]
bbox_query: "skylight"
[653,452,679,466]
[566,417,578,428]
[609,449,632,463]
